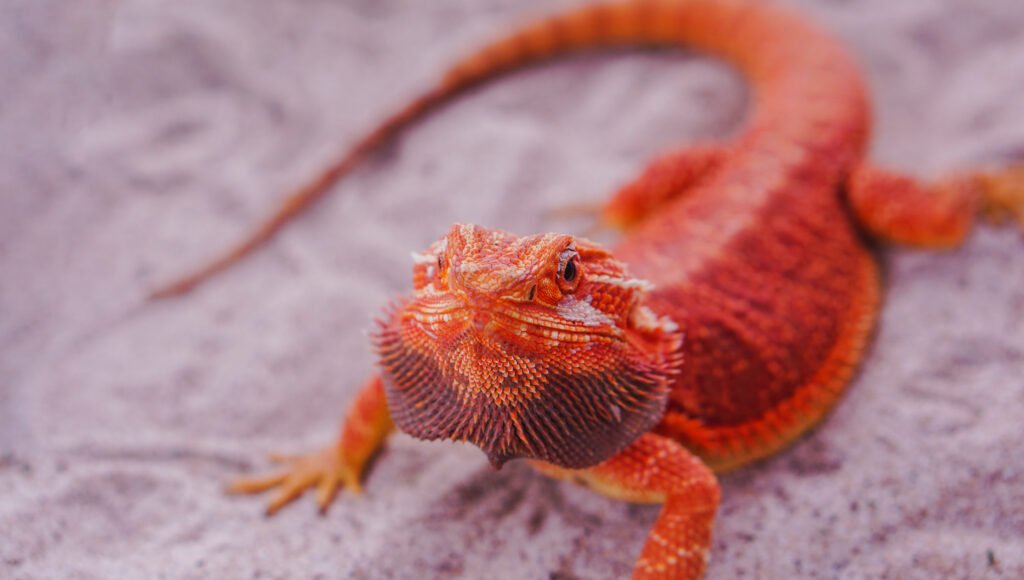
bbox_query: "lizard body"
[153,1,1024,578]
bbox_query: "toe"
[266,473,316,516]
[227,472,288,494]
[268,451,301,464]
[316,470,342,513]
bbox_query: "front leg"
[535,433,721,579]
[228,375,393,514]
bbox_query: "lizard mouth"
[374,298,682,469]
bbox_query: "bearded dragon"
[151,1,1024,578]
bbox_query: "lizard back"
[600,3,878,470]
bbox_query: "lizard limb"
[535,433,720,580]
[846,162,1024,247]
[227,375,393,515]
[544,145,726,235]
[604,144,727,231]
[976,165,1024,228]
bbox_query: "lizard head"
[375,223,682,469]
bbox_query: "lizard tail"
[150,0,859,298]
[149,85,450,298]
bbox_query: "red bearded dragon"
[151,1,1024,577]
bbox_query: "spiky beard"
[374,302,682,469]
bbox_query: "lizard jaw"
[375,305,681,469]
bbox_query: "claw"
[267,451,300,464]
[316,469,342,513]
[979,166,1024,228]
[227,471,288,494]
[544,200,603,223]
[266,471,317,516]
[542,200,613,239]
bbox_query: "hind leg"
[548,145,725,235]
[846,162,1024,247]
[602,144,727,231]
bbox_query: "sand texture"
[3,0,1024,578]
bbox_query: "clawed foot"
[543,200,611,239]
[979,165,1024,228]
[228,445,361,516]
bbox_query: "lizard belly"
[619,177,880,473]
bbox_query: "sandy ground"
[3,0,1024,578]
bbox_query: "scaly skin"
[153,1,1024,578]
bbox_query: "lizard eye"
[562,259,577,282]
[557,249,581,293]
[436,253,445,275]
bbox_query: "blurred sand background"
[2,0,1024,578]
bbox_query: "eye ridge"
[556,248,581,294]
